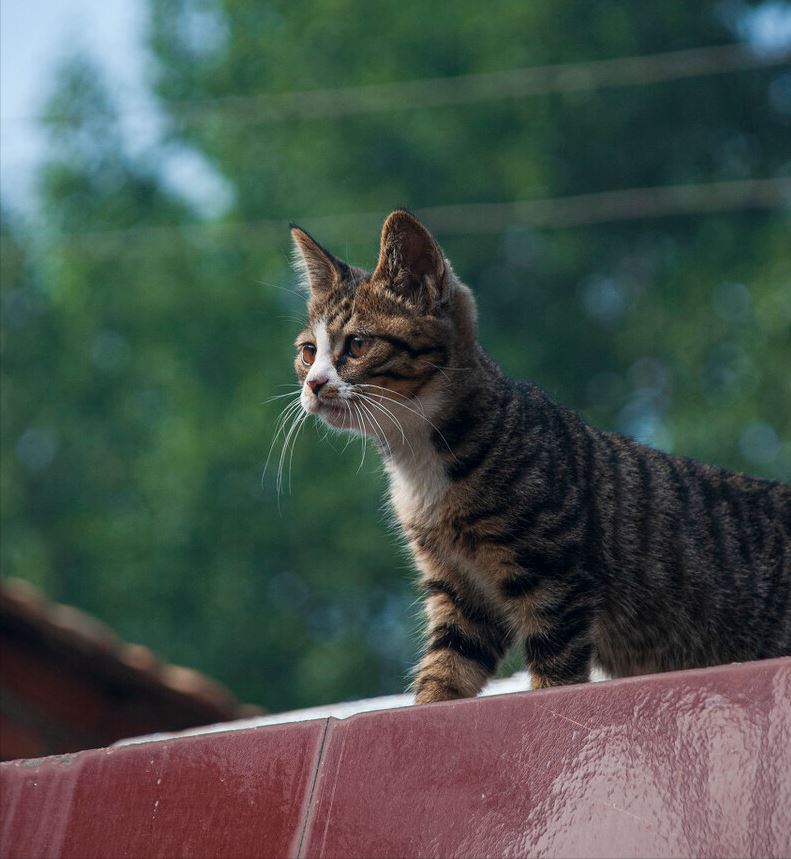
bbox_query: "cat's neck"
[384,432,449,520]
[382,344,503,516]
[385,343,498,456]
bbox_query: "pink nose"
[307,375,328,396]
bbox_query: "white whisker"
[261,388,303,405]
[277,406,307,495]
[262,396,303,486]
[355,397,390,453]
[353,402,368,473]
[355,392,416,461]
[287,411,309,494]
[358,383,457,460]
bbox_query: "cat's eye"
[348,335,372,359]
[300,344,316,367]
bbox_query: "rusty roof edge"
[0,576,263,720]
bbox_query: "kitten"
[290,210,791,704]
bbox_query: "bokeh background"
[2,0,790,713]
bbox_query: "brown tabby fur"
[290,210,791,704]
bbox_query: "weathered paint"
[2,658,790,859]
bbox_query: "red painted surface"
[0,721,326,859]
[2,658,790,859]
[304,658,791,858]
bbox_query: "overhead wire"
[1,42,788,131]
[4,178,788,256]
[168,43,791,126]
[1,43,788,253]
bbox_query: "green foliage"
[2,1,789,711]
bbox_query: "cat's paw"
[413,677,467,704]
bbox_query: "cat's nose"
[307,375,329,396]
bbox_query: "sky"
[1,0,148,209]
[1,0,790,217]
[0,0,230,216]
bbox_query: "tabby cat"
[289,210,791,704]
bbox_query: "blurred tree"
[2,1,789,711]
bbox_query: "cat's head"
[291,210,477,440]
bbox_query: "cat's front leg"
[412,576,511,705]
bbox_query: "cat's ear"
[373,210,448,307]
[290,225,349,295]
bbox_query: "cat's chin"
[316,401,355,431]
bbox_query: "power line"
[418,177,791,233]
[3,43,788,132]
[7,178,789,254]
[172,44,789,126]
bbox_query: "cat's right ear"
[290,225,348,295]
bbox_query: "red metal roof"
[0,577,259,760]
[2,657,789,858]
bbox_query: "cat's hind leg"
[501,567,596,689]
[523,603,595,689]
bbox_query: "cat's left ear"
[373,210,449,308]
[290,225,350,295]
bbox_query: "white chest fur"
[385,440,449,526]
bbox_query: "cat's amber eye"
[300,344,317,367]
[348,335,372,359]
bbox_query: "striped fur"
[290,211,791,704]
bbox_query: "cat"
[289,209,791,704]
